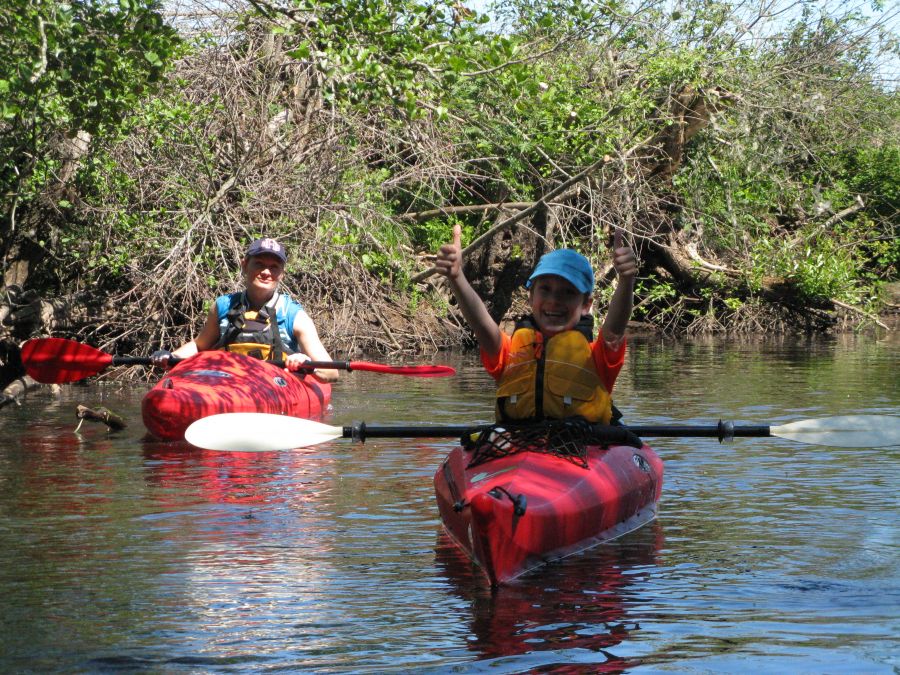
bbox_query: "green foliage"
[666,0,897,316]
[674,144,792,254]
[262,0,896,321]
[631,279,677,318]
[316,166,416,282]
[750,233,863,302]
[0,0,179,131]
[0,0,182,287]
[270,0,492,119]
[839,145,900,217]
[74,92,217,272]
[410,217,470,252]
[266,0,664,200]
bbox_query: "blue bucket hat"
[526,249,594,294]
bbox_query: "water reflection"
[141,440,327,506]
[434,524,664,673]
[10,422,123,516]
[139,439,341,571]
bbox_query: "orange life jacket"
[495,317,613,424]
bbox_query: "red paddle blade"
[348,361,456,377]
[21,337,113,383]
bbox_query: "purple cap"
[526,249,594,294]
[246,237,287,263]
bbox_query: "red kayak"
[434,424,663,585]
[142,351,331,441]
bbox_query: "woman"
[151,238,339,382]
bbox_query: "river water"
[0,335,897,673]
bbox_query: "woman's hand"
[284,352,312,373]
[150,349,174,367]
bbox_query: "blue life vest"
[213,292,304,361]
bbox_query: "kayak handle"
[489,486,527,517]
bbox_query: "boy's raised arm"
[434,224,503,356]
[601,227,639,343]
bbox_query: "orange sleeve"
[480,331,512,381]
[592,336,627,394]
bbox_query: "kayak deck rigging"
[464,417,645,468]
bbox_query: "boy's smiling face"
[528,274,593,338]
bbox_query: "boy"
[434,225,638,424]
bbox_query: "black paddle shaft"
[123,356,334,370]
[112,356,183,367]
[345,422,484,443]
[111,356,318,369]
[344,420,772,444]
[118,356,349,371]
[629,421,771,442]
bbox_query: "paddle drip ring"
[463,418,643,469]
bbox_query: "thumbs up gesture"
[612,227,639,280]
[435,224,463,281]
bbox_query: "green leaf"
[290,43,312,60]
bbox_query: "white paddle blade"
[772,415,900,448]
[185,413,343,451]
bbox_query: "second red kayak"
[142,351,331,441]
[434,425,663,585]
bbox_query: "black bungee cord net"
[462,417,643,469]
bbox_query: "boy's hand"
[612,227,639,280]
[435,224,463,280]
